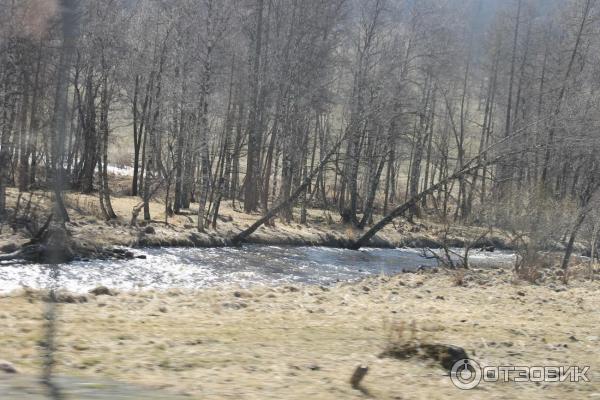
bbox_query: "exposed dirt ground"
[1,265,599,399]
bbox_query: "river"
[0,245,515,293]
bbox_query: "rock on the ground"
[222,302,248,310]
[233,290,253,298]
[0,243,18,254]
[421,344,470,371]
[89,286,116,296]
[38,291,88,304]
[350,365,369,389]
[54,293,89,304]
[381,342,470,372]
[0,361,17,374]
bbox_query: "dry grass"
[514,248,554,284]
[1,268,599,399]
[451,269,466,286]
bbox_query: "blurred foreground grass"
[0,374,187,399]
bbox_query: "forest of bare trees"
[2,0,600,265]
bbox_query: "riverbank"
[0,187,516,262]
[1,264,599,399]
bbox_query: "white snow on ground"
[106,165,134,176]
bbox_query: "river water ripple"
[0,245,515,293]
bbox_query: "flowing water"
[0,245,515,293]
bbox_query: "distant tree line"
[2,0,600,259]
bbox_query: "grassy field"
[1,265,599,399]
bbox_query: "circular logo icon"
[450,358,482,390]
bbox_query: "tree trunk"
[244,0,265,213]
[541,0,591,187]
[99,59,116,220]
